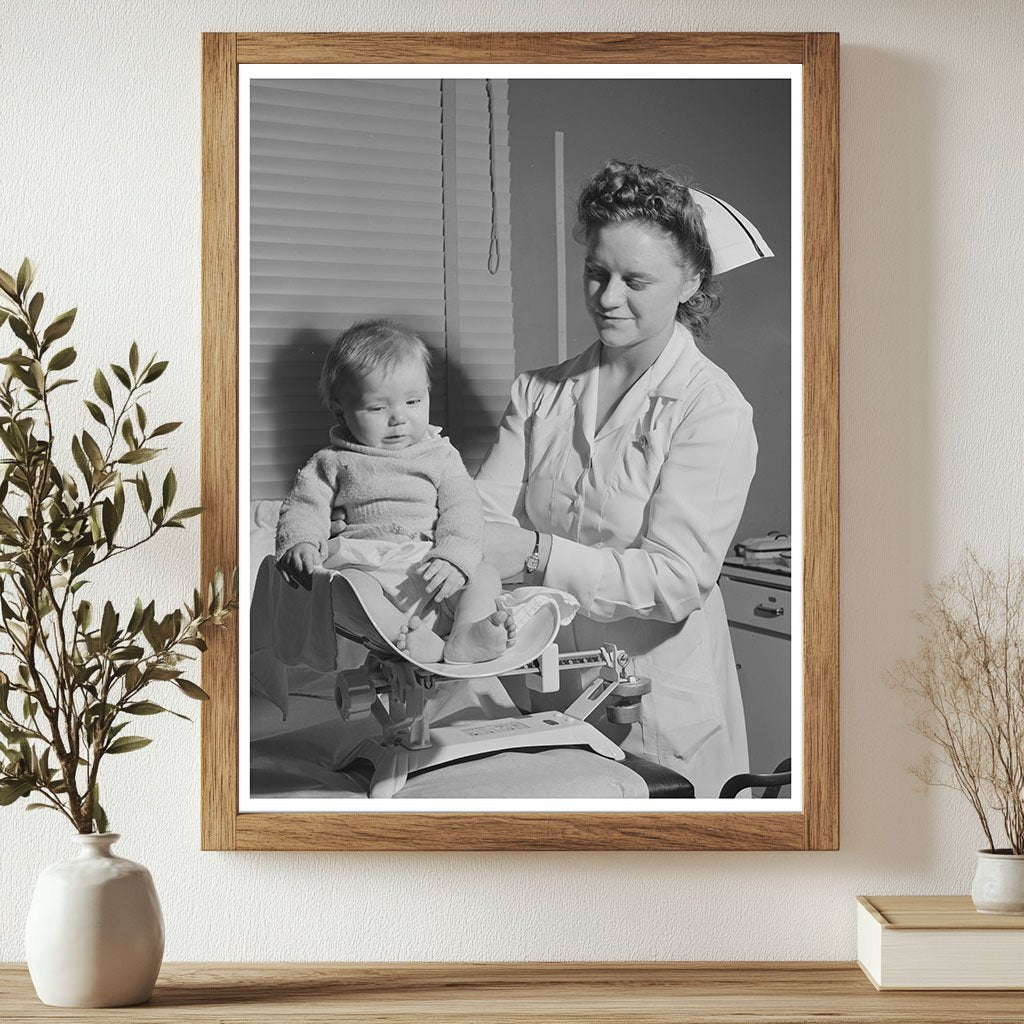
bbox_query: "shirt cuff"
[542,535,604,612]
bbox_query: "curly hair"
[319,318,432,413]
[575,160,721,340]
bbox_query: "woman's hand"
[483,523,550,583]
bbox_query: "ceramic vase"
[24,833,164,1007]
[971,849,1024,915]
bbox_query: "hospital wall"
[2,0,1022,963]
[507,78,793,540]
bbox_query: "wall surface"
[2,0,1023,963]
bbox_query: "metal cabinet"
[718,561,792,775]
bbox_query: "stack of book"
[857,895,1024,989]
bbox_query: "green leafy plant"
[0,259,237,833]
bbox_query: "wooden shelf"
[3,962,1024,1022]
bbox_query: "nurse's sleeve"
[474,372,534,529]
[544,392,757,624]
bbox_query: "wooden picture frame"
[201,32,839,851]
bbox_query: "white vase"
[971,849,1024,915]
[24,833,164,1007]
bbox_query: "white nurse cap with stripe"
[689,188,774,275]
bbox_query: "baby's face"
[337,359,430,450]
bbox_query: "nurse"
[475,160,769,797]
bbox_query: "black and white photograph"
[242,67,799,810]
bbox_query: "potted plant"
[0,259,237,1005]
[895,551,1024,913]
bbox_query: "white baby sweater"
[275,425,482,578]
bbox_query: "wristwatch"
[524,531,542,574]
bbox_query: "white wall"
[2,0,1022,962]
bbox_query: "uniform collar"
[641,322,702,401]
[570,323,700,441]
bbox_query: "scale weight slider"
[611,675,651,699]
[606,702,642,724]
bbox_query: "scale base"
[333,711,624,798]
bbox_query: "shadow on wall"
[445,358,495,469]
[263,327,495,487]
[838,48,936,870]
[265,328,333,490]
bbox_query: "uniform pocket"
[643,686,723,765]
[633,613,722,767]
[609,422,670,501]
[524,415,573,527]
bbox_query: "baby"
[275,318,515,664]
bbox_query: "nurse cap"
[689,188,774,275]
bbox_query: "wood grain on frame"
[200,32,239,851]
[235,32,808,64]
[233,811,808,853]
[201,32,840,851]
[802,32,841,851]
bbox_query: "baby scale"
[328,568,650,798]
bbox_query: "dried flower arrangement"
[894,551,1024,854]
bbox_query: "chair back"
[719,758,792,799]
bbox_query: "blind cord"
[485,79,500,275]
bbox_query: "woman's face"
[583,221,699,353]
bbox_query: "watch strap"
[524,531,541,574]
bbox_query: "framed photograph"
[201,32,838,850]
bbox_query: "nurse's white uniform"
[475,323,757,797]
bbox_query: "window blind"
[441,79,516,472]
[248,77,514,497]
[249,79,445,498]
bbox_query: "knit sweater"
[275,425,483,578]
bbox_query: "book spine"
[855,902,883,989]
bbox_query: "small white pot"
[24,833,164,1007]
[971,849,1024,915]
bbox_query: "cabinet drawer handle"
[754,603,784,618]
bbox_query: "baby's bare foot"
[395,616,445,663]
[444,609,517,664]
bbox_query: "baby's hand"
[419,558,467,603]
[276,542,322,591]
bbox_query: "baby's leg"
[443,562,517,664]
[337,565,446,659]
